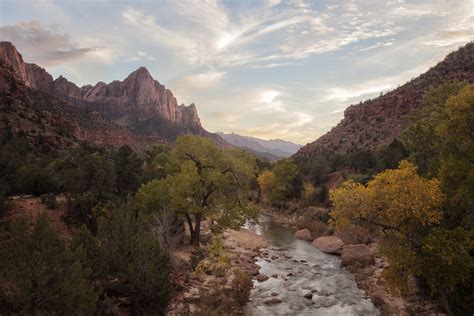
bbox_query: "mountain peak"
[0,41,31,85]
[127,66,153,82]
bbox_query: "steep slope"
[0,58,160,148]
[0,41,228,146]
[217,132,301,158]
[296,42,474,158]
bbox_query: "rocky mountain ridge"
[0,41,226,147]
[295,42,474,158]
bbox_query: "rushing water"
[243,215,379,316]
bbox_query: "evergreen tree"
[0,214,97,315]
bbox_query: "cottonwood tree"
[138,135,257,246]
[330,161,444,291]
[258,159,299,204]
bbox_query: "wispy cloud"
[0,21,96,66]
[1,0,472,143]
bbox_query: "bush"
[0,214,97,315]
[195,290,236,316]
[231,269,253,305]
[190,250,205,271]
[335,224,372,245]
[95,205,173,312]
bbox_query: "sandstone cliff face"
[0,60,162,149]
[0,41,207,145]
[296,42,474,158]
[0,41,33,86]
[79,67,201,128]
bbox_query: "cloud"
[173,69,226,96]
[137,51,158,62]
[0,21,96,66]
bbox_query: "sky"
[0,0,472,144]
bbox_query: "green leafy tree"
[138,135,257,246]
[377,138,408,170]
[436,84,474,228]
[258,159,299,204]
[0,214,97,315]
[141,144,179,183]
[402,81,467,176]
[420,228,474,314]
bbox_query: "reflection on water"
[244,215,379,316]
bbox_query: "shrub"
[231,269,253,305]
[95,205,173,312]
[0,214,97,315]
[335,224,372,245]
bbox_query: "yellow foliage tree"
[330,160,443,237]
[330,160,445,293]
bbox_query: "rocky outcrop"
[294,229,312,241]
[295,42,474,158]
[25,63,54,91]
[0,41,33,86]
[0,41,223,146]
[312,236,344,255]
[341,244,375,267]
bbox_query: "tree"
[138,135,257,246]
[330,161,444,291]
[295,155,331,185]
[401,81,467,176]
[141,144,179,184]
[258,159,299,204]
[0,214,97,315]
[56,144,117,226]
[420,228,474,313]
[436,84,474,228]
[114,145,142,195]
[72,202,173,313]
[377,138,408,170]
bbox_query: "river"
[243,215,379,316]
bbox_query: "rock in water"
[312,236,344,255]
[341,244,375,267]
[256,274,269,282]
[294,229,312,241]
[264,297,282,305]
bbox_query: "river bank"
[244,215,379,315]
[256,206,446,315]
[166,222,268,315]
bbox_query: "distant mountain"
[295,42,474,158]
[216,132,301,159]
[0,41,229,147]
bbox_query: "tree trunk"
[192,213,202,247]
[185,213,194,245]
[440,289,454,316]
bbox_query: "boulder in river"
[312,236,344,255]
[295,228,313,241]
[264,297,282,305]
[256,274,269,282]
[341,244,375,267]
